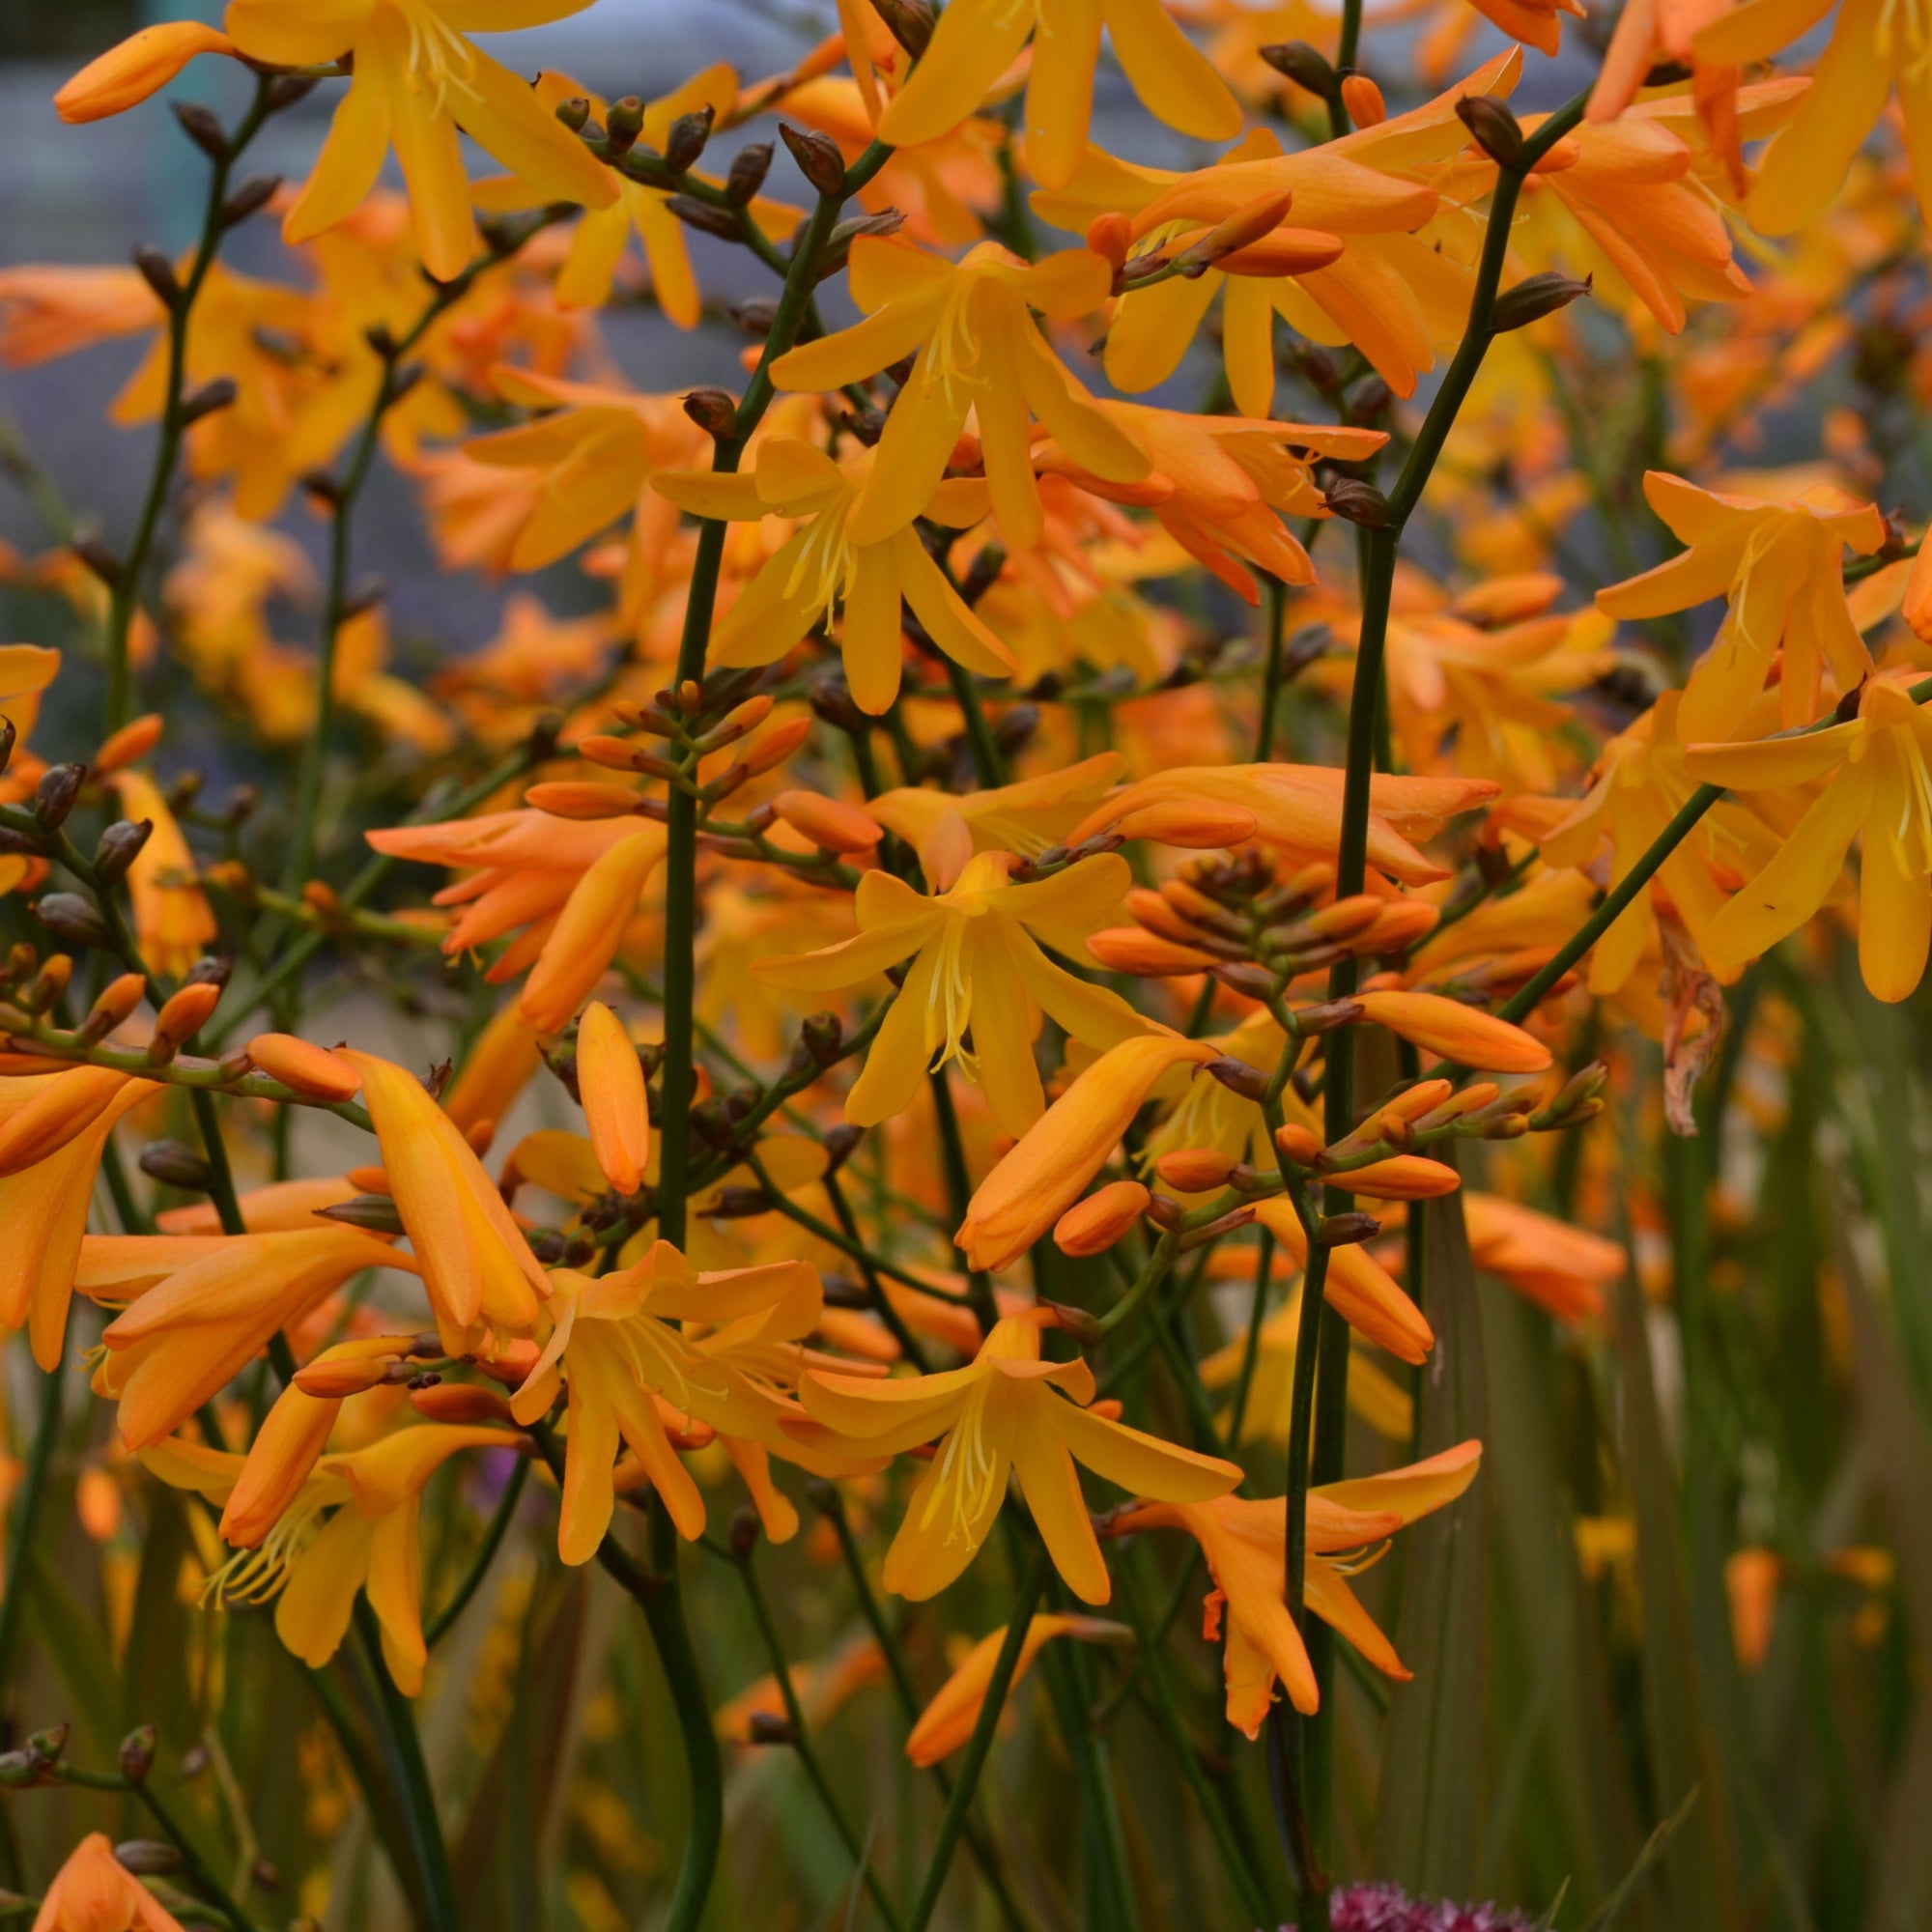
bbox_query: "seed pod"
[33,893,110,950]
[138,1140,214,1190]
[1258,41,1336,96]
[35,762,86,831]
[664,106,714,173]
[780,122,847,197]
[1456,94,1524,168]
[1490,270,1592,334]
[605,96,646,156]
[92,818,153,889]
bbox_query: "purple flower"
[1287,1885,1541,1932]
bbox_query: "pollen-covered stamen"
[915,273,988,412]
[395,0,480,114]
[923,915,979,1078]
[1723,517,1786,654]
[1322,1539,1394,1579]
[203,1480,340,1606]
[922,1380,1001,1547]
[784,491,860,616]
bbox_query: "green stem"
[0,1331,69,1697]
[1255,576,1289,762]
[945,656,1008,787]
[904,1546,1050,1932]
[1225,1231,1275,1450]
[103,76,277,731]
[424,1454,528,1649]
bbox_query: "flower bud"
[747,1711,795,1746]
[1205,1056,1270,1102]
[220,174,281,228]
[1456,94,1524,168]
[1327,1154,1460,1200]
[0,717,14,777]
[244,1033,361,1101]
[682,386,740,439]
[665,107,714,173]
[81,972,147,1042]
[409,1382,516,1424]
[1340,73,1386,126]
[605,96,646,156]
[35,762,86,831]
[33,893,110,951]
[801,1010,844,1064]
[1088,928,1216,976]
[138,1140,214,1191]
[153,981,219,1051]
[1322,478,1391,528]
[1315,1210,1382,1247]
[133,243,181,310]
[55,24,235,126]
[1259,41,1337,96]
[740,716,812,778]
[318,1194,411,1236]
[93,817,154,890]
[1290,997,1363,1036]
[555,95,591,132]
[119,1725,156,1783]
[667,194,745,241]
[1274,1122,1322,1165]
[1086,212,1132,274]
[1490,270,1592,334]
[771,790,882,854]
[1153,1149,1238,1193]
[725,141,774,205]
[780,123,847,197]
[95,713,163,773]
[113,1841,185,1876]
[1052,1179,1151,1257]
[872,0,936,57]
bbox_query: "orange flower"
[82,1228,410,1449]
[29,1832,185,1931]
[339,1049,552,1351]
[1111,1441,1482,1730]
[109,768,218,979]
[1249,1198,1434,1366]
[956,1033,1220,1270]
[576,1000,651,1193]
[799,1311,1241,1603]
[905,1614,1130,1765]
[54,20,235,123]
[1350,989,1553,1072]
[1463,1191,1627,1322]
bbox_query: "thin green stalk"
[353,1602,459,1932]
[904,1546,1050,1932]
[424,1455,528,1649]
[822,1169,934,1369]
[0,1327,69,1697]
[927,1065,1000,1331]
[732,1548,905,1931]
[945,656,1008,787]
[1255,576,1289,761]
[104,75,278,731]
[1226,1231,1275,1451]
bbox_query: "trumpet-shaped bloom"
[83,1227,409,1449]
[29,1832,186,1932]
[758,851,1147,1137]
[340,1049,553,1350]
[510,1242,824,1559]
[868,753,1128,886]
[1250,1197,1434,1365]
[145,1423,517,1692]
[1066,764,1499,886]
[771,238,1150,549]
[1463,1192,1627,1322]
[875,0,1240,191]
[221,0,617,281]
[0,1072,155,1369]
[905,1614,1130,1764]
[957,1032,1222,1269]
[1111,1441,1482,1728]
[652,438,1012,713]
[54,21,234,124]
[799,1311,1242,1603]
[1684,679,1932,1003]
[1598,472,1886,739]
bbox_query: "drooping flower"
[54,21,234,123]
[651,437,1013,713]
[875,0,1241,190]
[798,1310,1242,1604]
[756,851,1148,1137]
[1109,1441,1483,1729]
[771,238,1150,549]
[1683,678,1932,1003]
[1463,1192,1627,1322]
[905,1614,1130,1764]
[221,0,618,281]
[1597,471,1886,739]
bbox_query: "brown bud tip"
[664,106,714,174]
[113,1841,185,1877]
[138,1140,214,1191]
[1204,1055,1271,1102]
[1042,1299,1103,1346]
[118,1725,156,1783]
[746,1711,796,1746]
[780,122,848,197]
[1456,94,1524,169]
[605,96,646,155]
[682,386,740,439]
[220,173,281,228]
[318,1194,410,1236]
[872,0,936,58]
[35,762,86,832]
[1292,997,1365,1036]
[725,141,774,205]
[133,242,181,307]
[32,893,110,950]
[1321,478,1391,528]
[1315,1210,1382,1247]
[1258,41,1336,95]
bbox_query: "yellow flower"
[798,1310,1242,1604]
[876,0,1240,190]
[1110,1441,1482,1730]
[338,1049,553,1350]
[756,850,1147,1137]
[576,1000,651,1195]
[107,768,218,979]
[771,238,1150,549]
[905,1614,1129,1764]
[1597,470,1886,739]
[1683,678,1932,1003]
[652,437,1013,713]
[54,20,235,124]
[222,0,617,281]
[145,1424,517,1692]
[509,1242,825,1558]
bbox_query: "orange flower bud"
[1353,991,1551,1072]
[94,712,164,773]
[1216,228,1348,278]
[84,973,149,1036]
[410,1381,517,1425]
[54,21,234,124]
[1116,800,1261,848]
[578,733,647,772]
[1339,73,1386,126]
[294,1357,393,1399]
[1053,1179,1151,1256]
[578,1000,650,1194]
[740,716,812,778]
[525,781,644,819]
[1326,1155,1461,1200]
[244,1033,362,1102]
[1274,1122,1322,1165]
[1085,213,1132,272]
[771,790,883,854]
[1087,928,1216,975]
[1361,900,1440,951]
[720,694,776,737]
[1152,1149,1237,1193]
[0,1065,136,1177]
[347,1163,391,1195]
[76,1465,121,1543]
[154,980,220,1046]
[1304,895,1386,941]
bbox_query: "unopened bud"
[747,1711,795,1746]
[33,893,110,950]
[664,107,714,173]
[605,96,646,156]
[1205,1056,1270,1102]
[1315,1210,1382,1247]
[526,781,641,819]
[780,122,847,197]
[682,387,739,439]
[1086,211,1132,274]
[133,243,180,309]
[113,1841,184,1877]
[220,173,280,227]
[1043,1300,1103,1345]
[318,1194,410,1236]
[35,762,86,831]
[801,1010,843,1064]
[118,1725,156,1783]
[81,972,148,1042]
[94,818,154,889]
[1211,962,1279,1001]
[1322,478,1390,528]
[71,536,122,586]
[668,193,750,241]
[556,95,591,132]
[1258,41,1336,97]
[1456,94,1524,169]
[1153,1149,1238,1193]
[725,141,774,206]
[139,1140,213,1191]
[1490,270,1592,334]
[1339,73,1386,127]
[871,0,936,57]
[0,717,14,776]
[171,99,227,159]
[153,981,219,1050]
